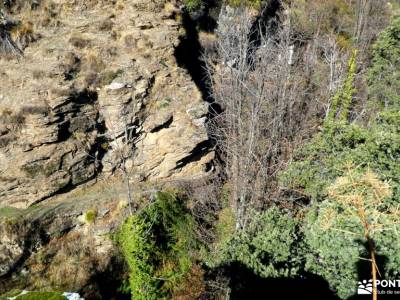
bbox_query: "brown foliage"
[172,264,206,300]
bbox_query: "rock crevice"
[0,0,214,208]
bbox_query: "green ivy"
[327,49,357,123]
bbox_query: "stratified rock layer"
[0,0,213,208]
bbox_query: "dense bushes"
[368,16,400,110]
[117,192,200,300]
[280,108,400,298]
[280,17,400,205]
[278,16,400,299]
[303,169,400,299]
[205,206,301,278]
[114,5,398,300]
[183,0,264,11]
[280,112,400,203]
[278,97,400,298]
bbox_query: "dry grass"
[0,25,23,58]
[32,232,109,290]
[0,106,48,147]
[11,21,40,49]
[59,51,81,80]
[82,51,105,73]
[0,136,15,148]
[69,33,90,49]
[98,18,114,31]
[78,51,123,87]
[0,108,25,131]
[20,105,49,115]
[115,0,125,10]
[3,0,41,11]
[123,34,136,48]
[0,104,47,127]
[32,69,46,79]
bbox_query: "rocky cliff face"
[0,0,214,208]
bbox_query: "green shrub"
[281,14,400,203]
[183,0,203,11]
[206,206,301,278]
[279,17,400,297]
[280,113,400,298]
[10,291,66,300]
[117,191,198,300]
[368,16,400,110]
[183,0,265,11]
[280,111,400,204]
[85,209,97,223]
[227,0,263,9]
[327,50,357,122]
[303,169,400,299]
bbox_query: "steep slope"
[0,0,213,208]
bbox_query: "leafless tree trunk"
[75,98,141,215]
[103,107,141,215]
[206,6,315,229]
[353,0,389,59]
[317,34,348,119]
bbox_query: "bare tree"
[104,109,140,214]
[206,6,316,229]
[353,0,389,60]
[75,96,142,215]
[316,34,349,119]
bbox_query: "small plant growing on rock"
[85,209,97,223]
[159,97,172,108]
[184,0,203,11]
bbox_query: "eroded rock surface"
[0,0,213,208]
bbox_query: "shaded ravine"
[174,8,222,116]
